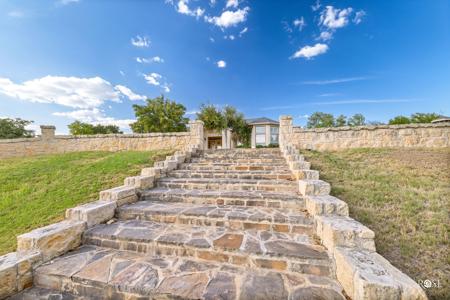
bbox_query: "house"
[246,117,279,148]
[204,129,234,150]
[431,115,450,124]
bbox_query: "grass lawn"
[301,148,449,300]
[0,150,172,256]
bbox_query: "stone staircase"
[12,148,347,299]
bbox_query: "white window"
[255,126,266,145]
[270,126,279,144]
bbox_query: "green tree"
[196,104,225,130]
[223,106,251,147]
[347,113,366,126]
[388,116,411,125]
[68,121,122,135]
[0,118,34,139]
[410,113,440,123]
[307,112,335,128]
[335,115,347,127]
[131,95,189,133]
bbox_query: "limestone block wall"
[0,125,198,159]
[291,123,450,150]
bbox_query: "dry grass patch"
[301,148,449,300]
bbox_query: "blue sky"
[1,0,449,133]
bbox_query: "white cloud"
[58,0,80,5]
[143,73,171,93]
[319,6,353,29]
[209,37,215,42]
[186,110,199,115]
[302,76,370,85]
[291,43,328,59]
[317,31,333,41]
[119,71,125,76]
[0,76,145,109]
[226,0,239,9]
[136,56,164,64]
[144,73,162,86]
[353,10,366,24]
[131,35,150,48]
[311,0,321,12]
[293,17,306,31]
[177,0,204,18]
[260,99,417,110]
[224,35,235,40]
[114,85,146,101]
[205,7,249,28]
[53,108,135,130]
[239,27,248,36]
[217,60,227,68]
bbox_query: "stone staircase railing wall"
[291,122,449,151]
[0,120,205,159]
[278,115,428,300]
[0,129,205,299]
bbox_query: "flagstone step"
[142,188,305,209]
[178,163,291,171]
[156,177,298,192]
[27,245,345,300]
[190,158,287,164]
[168,169,294,180]
[117,201,313,234]
[82,220,331,276]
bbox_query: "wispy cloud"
[131,35,150,48]
[261,99,419,111]
[216,60,227,68]
[302,76,371,85]
[0,76,145,109]
[318,93,342,97]
[58,0,80,5]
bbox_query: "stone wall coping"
[0,131,190,143]
[293,122,450,133]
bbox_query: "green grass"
[0,150,172,255]
[301,148,450,300]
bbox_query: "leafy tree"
[388,116,411,125]
[223,106,251,147]
[196,104,225,130]
[197,104,252,147]
[335,115,347,127]
[0,118,34,139]
[68,121,122,135]
[347,113,366,126]
[307,112,335,128]
[410,113,440,123]
[131,95,189,133]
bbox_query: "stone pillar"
[189,120,204,149]
[279,115,293,148]
[40,125,56,140]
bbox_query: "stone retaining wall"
[0,123,204,159]
[291,123,449,150]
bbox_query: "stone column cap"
[40,125,56,129]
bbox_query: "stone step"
[117,201,313,234]
[190,158,287,164]
[178,163,291,171]
[202,148,281,155]
[168,169,294,180]
[29,245,345,300]
[83,220,332,276]
[156,177,298,192]
[142,187,305,209]
[202,153,284,159]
